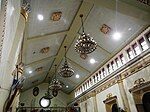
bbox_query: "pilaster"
[117,75,131,112]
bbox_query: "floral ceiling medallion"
[35,67,43,72]
[100,24,111,34]
[40,47,50,54]
[51,11,62,21]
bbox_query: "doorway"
[112,103,118,112]
[142,92,150,112]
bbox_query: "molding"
[129,80,150,93]
[103,96,117,104]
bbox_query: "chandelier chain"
[80,14,85,33]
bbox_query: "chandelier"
[49,65,62,97]
[75,14,97,58]
[59,46,74,78]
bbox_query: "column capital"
[21,0,31,21]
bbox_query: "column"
[0,0,30,111]
[117,77,131,112]
[91,92,98,112]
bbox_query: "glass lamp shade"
[39,97,51,108]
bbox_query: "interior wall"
[79,97,95,112]
[20,83,71,107]
[96,84,124,112]
[0,0,21,110]
[123,65,150,112]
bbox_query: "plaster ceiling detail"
[51,11,62,21]
[28,0,81,37]
[22,0,150,93]
[40,47,50,54]
[100,24,111,34]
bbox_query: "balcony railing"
[75,26,150,98]
[16,107,80,112]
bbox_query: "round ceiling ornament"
[33,87,39,97]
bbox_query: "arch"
[142,92,150,112]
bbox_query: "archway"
[112,103,118,112]
[142,92,150,112]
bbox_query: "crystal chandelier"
[49,65,62,97]
[59,46,74,78]
[75,14,97,58]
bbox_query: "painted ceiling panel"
[25,57,55,77]
[83,6,149,53]
[67,40,110,73]
[28,0,82,37]
[26,34,65,64]
[22,0,150,92]
[23,72,47,90]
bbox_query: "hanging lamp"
[59,46,74,78]
[75,14,97,59]
[49,65,62,97]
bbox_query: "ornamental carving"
[103,94,117,104]
[40,47,50,54]
[51,11,62,21]
[33,87,39,96]
[137,0,150,6]
[106,93,113,99]
[134,78,145,87]
[100,24,111,34]
[35,67,43,72]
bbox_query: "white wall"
[20,83,70,107]
[0,0,21,110]
[80,97,95,112]
[123,65,150,112]
[96,84,124,112]
[79,84,123,112]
